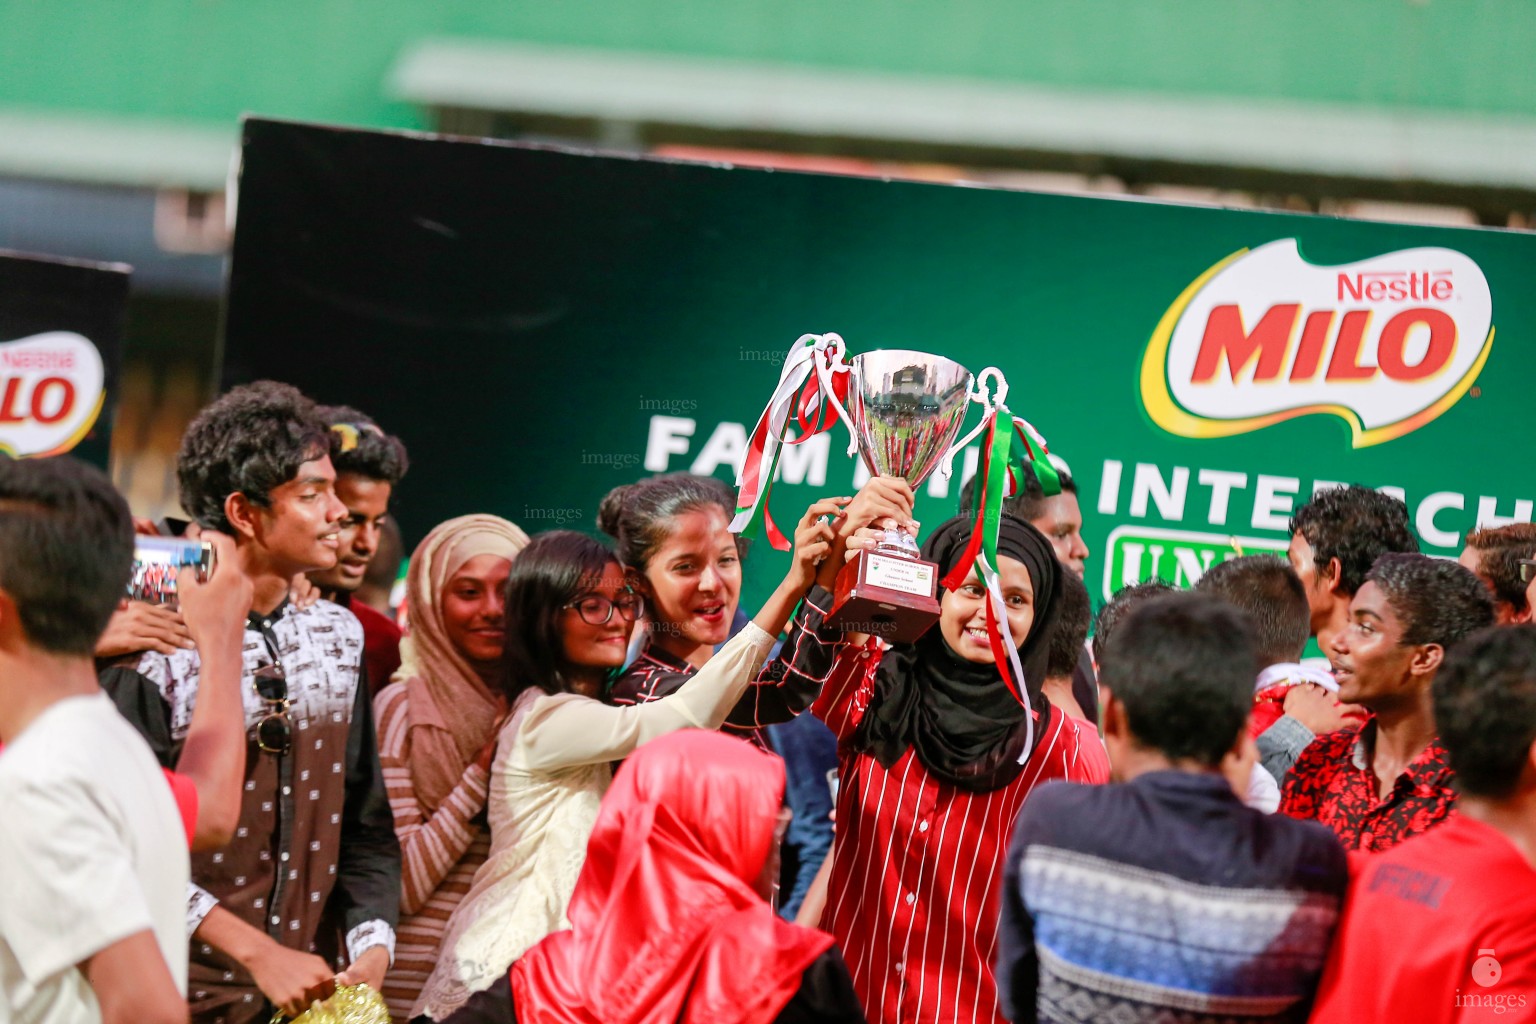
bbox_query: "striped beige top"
[373,683,493,1023]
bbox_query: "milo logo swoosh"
[1141,240,1494,447]
[0,332,106,458]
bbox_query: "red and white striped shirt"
[795,591,1110,1024]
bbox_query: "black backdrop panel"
[0,248,128,467]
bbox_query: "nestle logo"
[1337,270,1452,302]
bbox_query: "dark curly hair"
[315,404,409,486]
[1433,624,1536,799]
[1289,485,1417,596]
[596,473,742,572]
[1464,524,1536,616]
[1365,553,1494,649]
[1047,569,1092,678]
[1195,555,1310,666]
[177,381,329,533]
[0,455,133,655]
[1100,593,1259,767]
[1092,578,1176,664]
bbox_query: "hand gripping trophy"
[732,334,1061,702]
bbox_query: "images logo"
[1472,949,1503,989]
[1140,239,1494,448]
[0,332,106,458]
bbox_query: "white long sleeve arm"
[511,622,776,772]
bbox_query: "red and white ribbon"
[731,334,855,547]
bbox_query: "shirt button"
[280,852,290,862]
[918,821,929,833]
[270,915,280,925]
[282,786,292,796]
[895,962,904,973]
[905,892,916,906]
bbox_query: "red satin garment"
[511,730,833,1024]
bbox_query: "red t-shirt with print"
[1311,814,1536,1023]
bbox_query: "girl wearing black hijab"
[787,480,1110,1024]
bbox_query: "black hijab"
[855,513,1064,792]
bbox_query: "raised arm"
[171,533,252,850]
[717,498,854,728]
[374,685,495,917]
[515,622,779,771]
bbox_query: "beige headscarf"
[395,514,530,814]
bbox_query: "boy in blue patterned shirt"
[998,593,1347,1024]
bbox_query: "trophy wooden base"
[825,548,941,644]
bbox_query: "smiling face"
[559,560,636,680]
[636,507,742,658]
[249,456,348,576]
[938,554,1037,664]
[308,473,392,594]
[1029,492,1089,578]
[1328,580,1418,707]
[441,553,513,676]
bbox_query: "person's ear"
[1409,642,1444,680]
[1323,557,1346,596]
[1511,602,1533,625]
[627,565,654,599]
[1101,691,1128,742]
[223,493,260,542]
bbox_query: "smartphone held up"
[128,536,215,606]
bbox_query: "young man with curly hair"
[1261,486,1421,783]
[1310,625,1536,1022]
[1279,554,1494,852]
[1287,485,1420,652]
[306,404,409,694]
[102,381,401,1022]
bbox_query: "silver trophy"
[826,349,975,640]
[847,349,975,550]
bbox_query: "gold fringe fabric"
[270,984,391,1024]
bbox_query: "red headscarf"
[510,730,834,1024]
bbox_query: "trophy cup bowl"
[825,350,974,643]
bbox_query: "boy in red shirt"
[1311,625,1536,1021]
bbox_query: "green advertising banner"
[225,119,1535,613]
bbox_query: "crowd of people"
[0,378,1532,1024]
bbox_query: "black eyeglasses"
[252,662,292,755]
[564,592,644,626]
[1522,559,1536,584]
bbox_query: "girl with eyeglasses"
[414,504,840,1021]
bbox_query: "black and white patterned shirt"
[103,599,400,1024]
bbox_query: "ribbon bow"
[730,334,855,550]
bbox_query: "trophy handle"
[812,333,860,458]
[937,365,1009,481]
